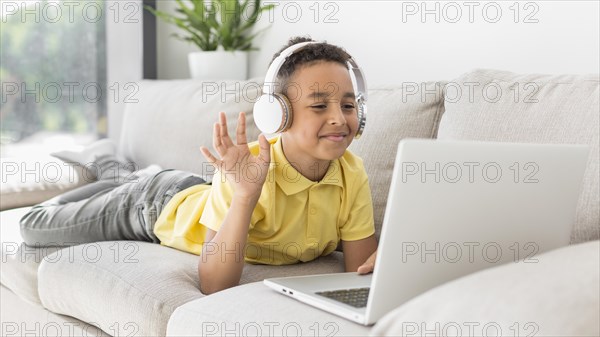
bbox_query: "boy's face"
[282,61,359,164]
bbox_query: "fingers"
[219,112,235,148]
[257,134,271,164]
[212,122,225,156]
[357,262,374,275]
[210,112,270,166]
[236,112,248,145]
[357,251,377,275]
[200,146,219,165]
[213,112,238,157]
[216,111,252,148]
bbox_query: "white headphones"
[253,41,368,139]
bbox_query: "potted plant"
[145,0,275,80]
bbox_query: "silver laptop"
[264,139,589,325]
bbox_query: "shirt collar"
[271,136,344,196]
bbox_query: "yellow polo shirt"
[153,136,375,265]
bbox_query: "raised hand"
[200,111,271,201]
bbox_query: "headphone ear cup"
[355,101,367,139]
[254,93,294,134]
[276,93,294,132]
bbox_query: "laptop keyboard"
[315,287,370,308]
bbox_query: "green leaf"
[192,0,206,18]
[144,0,277,51]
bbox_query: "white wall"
[156,0,198,79]
[157,0,599,84]
[106,0,144,145]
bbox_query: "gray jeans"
[19,155,206,247]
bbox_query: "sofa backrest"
[437,69,599,244]
[348,82,447,239]
[118,79,447,241]
[118,79,263,178]
[118,69,599,245]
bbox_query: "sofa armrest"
[372,240,600,337]
[167,281,371,337]
[0,157,91,211]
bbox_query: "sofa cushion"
[0,207,58,305]
[37,240,345,337]
[118,78,263,181]
[0,156,90,211]
[348,82,446,239]
[1,285,106,337]
[371,240,600,337]
[167,281,371,337]
[438,69,599,243]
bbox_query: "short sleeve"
[199,168,268,233]
[199,169,234,232]
[339,173,376,241]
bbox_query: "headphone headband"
[262,41,368,101]
[262,42,313,95]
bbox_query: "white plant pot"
[188,50,248,80]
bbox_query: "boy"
[20,36,378,295]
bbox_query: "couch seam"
[430,82,446,138]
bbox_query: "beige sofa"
[1,69,598,336]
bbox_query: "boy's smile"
[280,61,359,181]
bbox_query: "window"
[1,0,106,155]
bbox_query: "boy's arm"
[197,111,271,295]
[340,161,378,274]
[341,234,377,272]
[198,194,258,295]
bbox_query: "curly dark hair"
[269,36,352,95]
